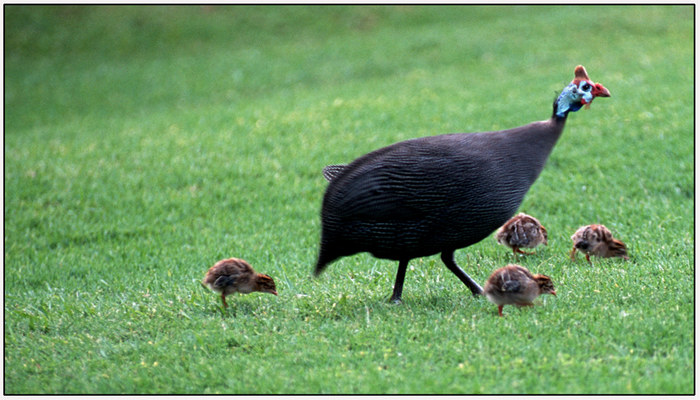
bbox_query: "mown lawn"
[4,5,693,394]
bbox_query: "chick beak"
[551,290,557,296]
[271,290,278,296]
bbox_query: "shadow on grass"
[288,289,488,324]
[200,294,265,319]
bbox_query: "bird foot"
[388,296,403,305]
[569,247,578,262]
[469,284,484,297]
[514,248,535,256]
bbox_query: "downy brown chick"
[569,224,629,265]
[202,258,277,308]
[495,213,548,255]
[483,264,556,317]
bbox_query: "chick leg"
[221,293,228,308]
[585,254,592,265]
[441,250,483,296]
[514,247,535,256]
[389,259,409,304]
[569,246,578,261]
[498,305,504,317]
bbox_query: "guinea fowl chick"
[202,258,277,308]
[570,224,629,265]
[495,213,548,255]
[483,264,556,317]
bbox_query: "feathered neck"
[551,99,569,123]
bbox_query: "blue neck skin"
[555,83,585,118]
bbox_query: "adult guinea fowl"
[316,65,610,303]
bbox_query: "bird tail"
[314,246,339,277]
[313,261,326,277]
[322,164,347,182]
[314,254,330,277]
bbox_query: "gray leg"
[441,251,483,296]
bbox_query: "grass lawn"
[4,5,694,394]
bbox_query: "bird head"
[257,274,278,296]
[534,274,556,296]
[574,239,590,251]
[554,65,611,118]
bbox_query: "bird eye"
[581,83,591,91]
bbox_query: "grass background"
[4,5,693,394]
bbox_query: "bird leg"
[514,247,535,256]
[441,251,484,296]
[221,293,229,308]
[498,305,504,317]
[585,254,592,265]
[389,259,409,304]
[569,246,578,261]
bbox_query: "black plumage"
[314,66,610,302]
[322,164,347,182]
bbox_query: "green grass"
[4,5,693,394]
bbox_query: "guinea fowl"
[483,264,556,317]
[315,65,610,303]
[570,224,629,264]
[495,212,548,255]
[202,258,278,308]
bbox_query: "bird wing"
[501,279,522,293]
[322,164,348,182]
[326,164,449,221]
[494,265,534,294]
[324,136,500,222]
[213,275,236,289]
[509,221,536,246]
